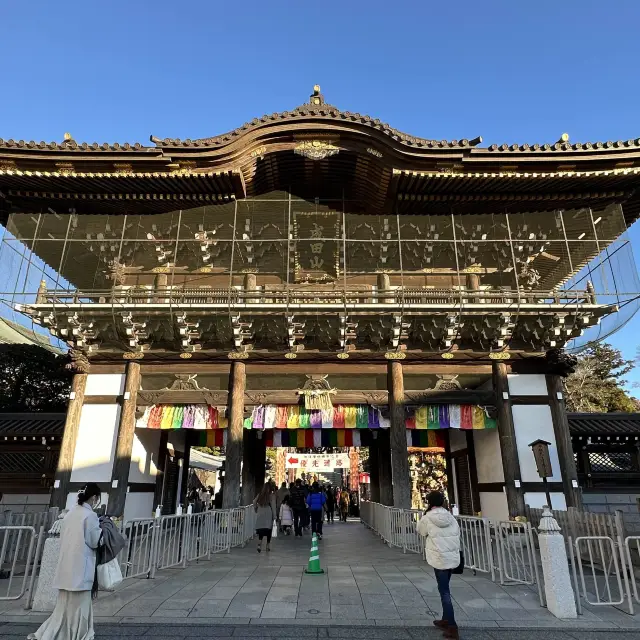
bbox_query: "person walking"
[276,481,289,532]
[339,487,350,522]
[325,485,336,523]
[306,481,326,540]
[416,491,461,640]
[253,482,275,553]
[279,495,294,535]
[28,483,103,640]
[289,478,307,537]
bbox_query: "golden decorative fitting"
[63,132,73,141]
[250,145,267,159]
[240,268,259,273]
[228,351,249,360]
[462,264,484,273]
[489,351,510,360]
[336,352,350,359]
[195,266,213,273]
[151,266,171,273]
[0,160,17,172]
[123,352,145,360]
[294,140,339,161]
[284,352,297,359]
[179,352,193,359]
[113,163,133,175]
[441,352,455,360]
[366,148,383,158]
[169,161,197,174]
[385,352,406,360]
[55,162,75,175]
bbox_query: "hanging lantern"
[297,374,337,411]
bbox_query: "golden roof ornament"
[297,374,337,411]
[309,84,324,106]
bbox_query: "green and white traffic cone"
[304,533,324,574]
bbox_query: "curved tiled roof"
[568,412,640,436]
[0,413,65,436]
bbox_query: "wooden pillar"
[51,373,88,509]
[108,362,141,517]
[154,272,168,303]
[465,431,481,515]
[153,431,169,512]
[179,431,192,507]
[546,374,583,509]
[223,361,245,508]
[242,430,257,505]
[465,273,480,291]
[492,362,526,516]
[254,433,266,491]
[377,430,393,506]
[368,444,380,502]
[443,431,456,508]
[377,273,392,303]
[388,361,411,509]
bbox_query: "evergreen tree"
[0,344,72,412]
[564,343,636,412]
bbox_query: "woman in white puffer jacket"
[416,491,461,640]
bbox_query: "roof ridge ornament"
[309,84,325,106]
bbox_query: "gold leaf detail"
[441,352,455,360]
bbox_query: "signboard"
[285,453,350,470]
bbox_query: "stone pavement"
[1,519,638,631]
[1,622,639,640]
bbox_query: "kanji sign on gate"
[285,453,350,470]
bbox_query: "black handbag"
[452,551,464,575]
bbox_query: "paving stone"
[190,600,232,617]
[330,604,367,619]
[259,602,297,619]
[225,603,264,618]
[327,628,411,638]
[233,626,320,636]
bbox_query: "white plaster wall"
[507,373,547,396]
[511,404,562,483]
[474,429,504,483]
[480,491,509,521]
[124,492,154,522]
[449,429,467,452]
[524,492,567,510]
[84,374,125,396]
[70,404,120,483]
[128,430,160,484]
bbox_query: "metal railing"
[361,502,541,601]
[0,526,45,602]
[32,286,597,310]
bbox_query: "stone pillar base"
[32,537,60,612]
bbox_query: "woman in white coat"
[416,491,461,640]
[28,483,103,640]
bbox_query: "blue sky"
[2,0,640,389]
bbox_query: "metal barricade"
[186,512,210,562]
[569,535,633,615]
[120,518,157,579]
[493,520,542,599]
[624,536,640,608]
[456,515,495,580]
[155,514,189,571]
[0,526,37,601]
[208,509,232,554]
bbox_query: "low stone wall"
[582,491,640,534]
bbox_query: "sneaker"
[317,535,323,540]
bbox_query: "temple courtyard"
[1,520,638,633]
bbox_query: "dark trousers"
[256,528,272,543]
[326,506,335,522]
[434,569,456,626]
[293,508,305,536]
[310,510,323,536]
[340,509,348,522]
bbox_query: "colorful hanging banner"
[137,403,495,433]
